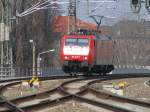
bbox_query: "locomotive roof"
[63,34,112,40]
[95,35,112,40]
[63,34,95,38]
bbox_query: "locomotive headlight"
[65,56,68,59]
[84,56,88,60]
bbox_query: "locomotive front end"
[61,35,92,74]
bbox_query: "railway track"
[0,85,24,112]
[81,80,150,112]
[0,76,77,112]
[0,74,150,112]
[60,76,150,112]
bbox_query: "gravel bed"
[3,79,68,99]
[90,77,150,103]
[34,101,113,112]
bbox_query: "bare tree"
[10,0,62,67]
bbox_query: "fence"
[0,67,65,79]
[0,66,150,80]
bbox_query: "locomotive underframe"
[62,60,114,75]
[62,60,89,73]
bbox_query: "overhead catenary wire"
[19,1,41,16]
[83,0,117,23]
[17,1,52,17]
[18,3,54,17]
[17,0,116,17]
[78,0,117,3]
[17,0,61,17]
[35,6,59,10]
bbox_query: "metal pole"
[68,0,76,34]
[86,0,89,15]
[68,15,70,34]
[37,49,55,76]
[37,54,41,76]
[33,42,35,76]
[1,1,4,22]
[73,0,76,32]
[73,11,77,32]
[0,2,4,76]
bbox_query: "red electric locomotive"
[59,31,114,75]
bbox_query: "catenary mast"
[0,0,13,78]
[68,0,77,34]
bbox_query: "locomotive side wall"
[94,40,114,65]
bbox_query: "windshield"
[65,38,89,46]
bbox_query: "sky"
[59,0,150,26]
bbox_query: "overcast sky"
[60,0,150,25]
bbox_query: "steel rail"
[0,95,24,112]
[0,73,150,83]
[0,83,25,112]
[0,75,80,83]
[4,76,103,111]
[86,78,150,107]
[10,87,58,104]
[13,74,150,111]
[0,75,80,112]
[11,77,101,111]
[57,76,134,112]
[89,88,150,108]
[20,95,72,111]
[73,95,135,112]
[0,82,21,94]
[0,74,150,111]
[78,77,150,112]
[0,75,81,96]
[59,75,150,112]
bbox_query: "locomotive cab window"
[65,38,77,46]
[65,38,88,46]
[78,38,88,46]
